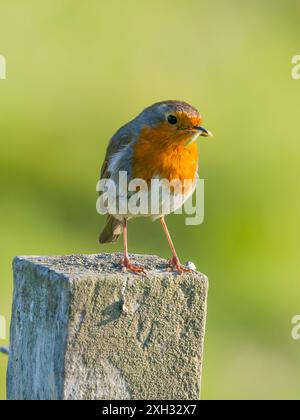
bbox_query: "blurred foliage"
[1,0,300,400]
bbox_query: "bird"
[98,100,212,274]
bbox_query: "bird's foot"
[120,257,146,274]
[168,256,193,274]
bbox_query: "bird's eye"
[167,115,178,125]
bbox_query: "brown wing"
[98,123,135,244]
[100,123,134,182]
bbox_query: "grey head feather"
[137,100,200,127]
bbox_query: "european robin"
[99,100,212,274]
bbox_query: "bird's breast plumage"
[132,124,199,191]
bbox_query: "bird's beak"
[185,126,213,147]
[194,126,213,137]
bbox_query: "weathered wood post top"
[7,253,208,400]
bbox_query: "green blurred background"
[1,0,300,400]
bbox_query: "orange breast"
[132,124,199,187]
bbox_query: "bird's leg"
[160,217,192,274]
[120,218,146,274]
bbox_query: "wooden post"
[7,253,208,400]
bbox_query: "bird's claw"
[168,257,193,274]
[120,257,146,274]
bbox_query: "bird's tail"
[0,347,9,356]
[99,215,123,244]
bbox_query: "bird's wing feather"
[98,123,138,243]
[100,123,136,182]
